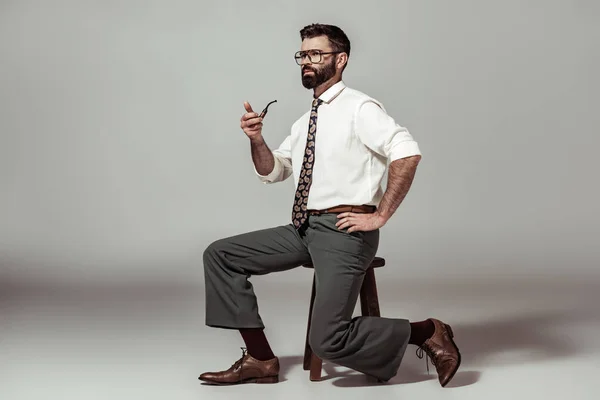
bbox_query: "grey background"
[1,2,600,399]
[1,0,599,288]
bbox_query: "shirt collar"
[315,80,347,104]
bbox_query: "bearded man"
[198,23,461,388]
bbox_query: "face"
[299,36,339,89]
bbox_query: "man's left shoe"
[416,318,461,387]
[198,347,280,385]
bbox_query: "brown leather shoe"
[416,318,461,387]
[198,348,279,385]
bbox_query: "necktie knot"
[312,98,323,109]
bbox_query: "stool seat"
[302,256,385,381]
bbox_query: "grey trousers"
[202,213,411,381]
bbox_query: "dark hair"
[299,23,351,59]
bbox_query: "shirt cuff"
[254,156,284,184]
[388,140,422,162]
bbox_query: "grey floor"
[2,268,599,400]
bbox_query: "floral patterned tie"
[292,98,324,229]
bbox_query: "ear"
[336,53,348,70]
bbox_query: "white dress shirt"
[255,80,421,210]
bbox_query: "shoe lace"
[231,347,248,371]
[416,342,439,375]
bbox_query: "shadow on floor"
[278,306,597,388]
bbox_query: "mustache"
[302,67,315,73]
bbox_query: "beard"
[301,59,336,89]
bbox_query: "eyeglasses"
[294,49,342,65]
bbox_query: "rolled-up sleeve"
[254,135,293,184]
[355,100,421,162]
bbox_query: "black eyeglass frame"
[294,49,343,65]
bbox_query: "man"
[198,23,461,387]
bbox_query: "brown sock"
[239,328,275,361]
[409,319,435,346]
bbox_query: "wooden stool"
[301,256,386,381]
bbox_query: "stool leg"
[360,267,381,317]
[310,352,323,381]
[303,275,316,370]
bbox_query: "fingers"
[250,123,263,131]
[337,220,352,230]
[338,218,362,232]
[335,212,354,225]
[241,102,259,122]
[241,112,260,122]
[336,212,364,232]
[241,102,267,135]
[335,214,354,229]
[241,101,262,129]
[240,116,263,129]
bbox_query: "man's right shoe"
[198,347,280,385]
[416,318,461,387]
